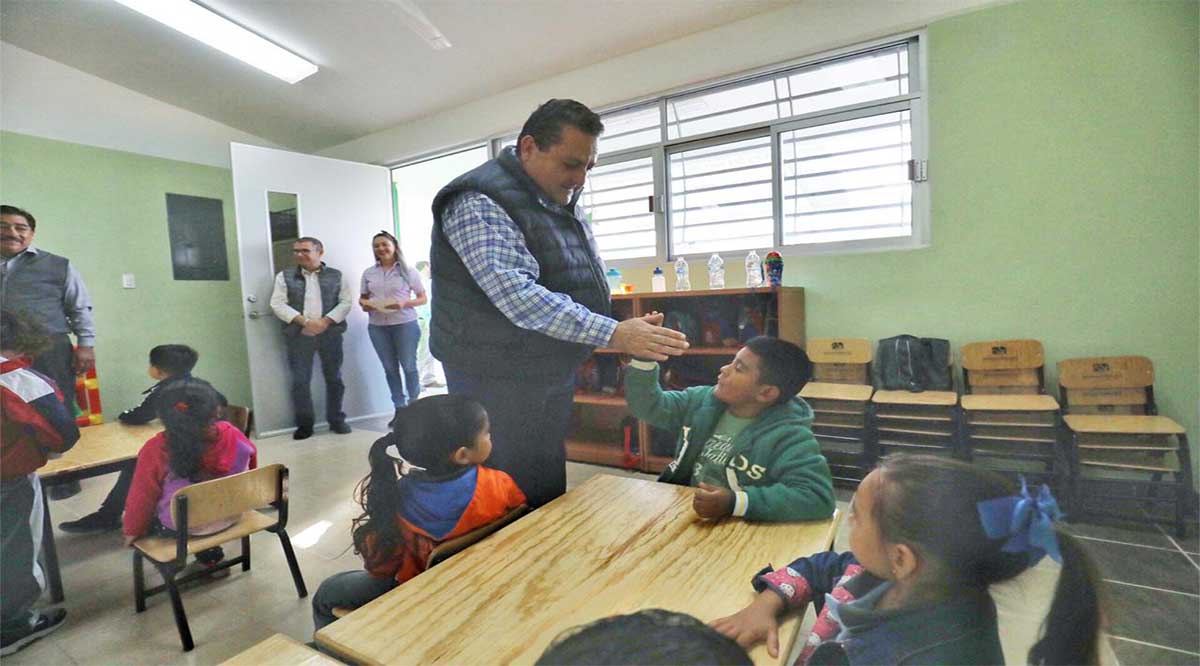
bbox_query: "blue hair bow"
[976,477,1064,565]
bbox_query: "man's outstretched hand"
[609,312,688,361]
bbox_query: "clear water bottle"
[745,250,763,288]
[707,253,725,289]
[674,257,691,291]
[605,268,622,294]
[651,267,667,292]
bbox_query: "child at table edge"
[624,333,834,522]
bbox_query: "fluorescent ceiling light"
[389,0,452,50]
[112,0,318,84]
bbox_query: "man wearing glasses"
[0,205,95,500]
[269,236,355,440]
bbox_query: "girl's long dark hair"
[873,454,1102,666]
[155,380,222,481]
[351,394,488,560]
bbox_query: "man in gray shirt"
[1,205,96,499]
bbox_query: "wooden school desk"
[221,633,343,666]
[317,474,842,665]
[37,422,160,602]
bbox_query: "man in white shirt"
[269,237,354,440]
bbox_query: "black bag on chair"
[874,335,951,392]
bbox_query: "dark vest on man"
[429,147,611,380]
[280,263,347,337]
[1,249,71,335]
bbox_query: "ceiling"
[0,0,791,152]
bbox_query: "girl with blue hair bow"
[711,453,1101,665]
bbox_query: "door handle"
[247,310,263,320]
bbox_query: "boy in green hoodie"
[625,335,834,522]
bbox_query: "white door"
[231,143,394,436]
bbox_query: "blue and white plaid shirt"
[442,191,617,348]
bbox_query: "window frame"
[394,30,929,265]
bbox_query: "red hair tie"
[174,401,189,412]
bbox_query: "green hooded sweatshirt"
[625,360,835,522]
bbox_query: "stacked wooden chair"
[1058,356,1194,536]
[869,342,960,459]
[799,338,875,485]
[959,340,1064,490]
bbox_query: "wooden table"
[38,422,159,602]
[317,474,841,665]
[221,633,343,666]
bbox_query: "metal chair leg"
[242,535,252,572]
[276,529,308,598]
[133,551,147,613]
[159,566,194,652]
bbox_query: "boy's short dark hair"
[536,609,752,666]
[745,336,811,405]
[0,309,51,357]
[149,344,199,376]
[518,99,604,152]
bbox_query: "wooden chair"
[1058,356,1194,536]
[225,404,253,437]
[959,340,1064,490]
[131,464,307,651]
[331,504,528,620]
[870,343,960,459]
[799,338,875,485]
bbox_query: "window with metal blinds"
[580,156,657,260]
[668,135,774,256]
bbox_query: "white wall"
[318,0,1007,165]
[0,42,278,168]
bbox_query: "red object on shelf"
[621,419,641,470]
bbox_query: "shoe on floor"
[387,409,403,429]
[47,480,81,501]
[59,511,122,534]
[175,558,232,588]
[329,421,352,435]
[293,426,314,440]
[0,609,67,656]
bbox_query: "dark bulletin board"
[165,193,230,281]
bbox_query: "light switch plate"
[122,273,136,289]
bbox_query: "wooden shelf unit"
[568,287,805,474]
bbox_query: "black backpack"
[874,335,952,392]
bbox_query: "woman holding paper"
[360,231,427,425]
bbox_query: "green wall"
[802,0,1197,473]
[0,131,252,415]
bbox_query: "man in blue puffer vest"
[430,99,689,507]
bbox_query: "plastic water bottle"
[605,268,622,294]
[745,250,763,288]
[674,257,691,291]
[707,253,725,289]
[651,267,667,292]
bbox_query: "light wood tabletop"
[1064,414,1185,435]
[317,474,841,666]
[800,381,874,402]
[961,394,1059,412]
[221,633,343,666]
[39,422,159,479]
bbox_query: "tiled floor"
[8,420,1197,665]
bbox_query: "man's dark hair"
[745,336,811,405]
[0,309,51,357]
[149,344,199,376]
[1,205,36,230]
[536,609,752,666]
[518,99,604,151]
[296,236,324,252]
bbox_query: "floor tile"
[1109,637,1200,666]
[1081,540,1199,594]
[1104,581,1200,654]
[1065,520,1177,550]
[1,631,77,666]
